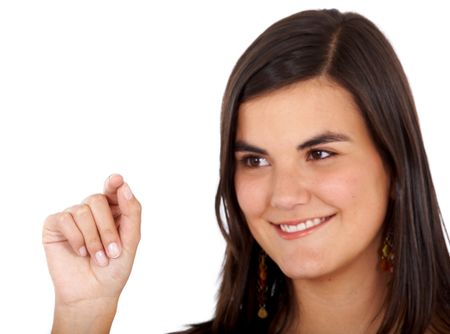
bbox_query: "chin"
[274,254,330,281]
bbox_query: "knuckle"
[73,204,90,218]
[84,193,106,206]
[57,212,72,223]
[44,213,57,224]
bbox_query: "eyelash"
[239,155,270,168]
[306,149,335,161]
[238,149,335,168]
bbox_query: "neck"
[290,247,391,333]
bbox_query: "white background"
[0,1,449,333]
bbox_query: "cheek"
[235,174,269,219]
[316,162,390,226]
[319,171,360,205]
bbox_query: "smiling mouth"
[275,214,335,235]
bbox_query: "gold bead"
[258,307,268,319]
[382,243,391,258]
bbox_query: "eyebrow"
[297,131,351,150]
[234,131,351,154]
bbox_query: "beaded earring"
[257,251,268,319]
[380,233,394,273]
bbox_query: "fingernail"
[79,246,87,257]
[106,174,119,187]
[107,242,120,258]
[95,250,109,267]
[123,183,133,200]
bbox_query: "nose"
[270,166,311,210]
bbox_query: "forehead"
[236,78,363,140]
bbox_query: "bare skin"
[42,174,141,334]
[235,78,392,333]
[290,240,390,333]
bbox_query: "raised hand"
[42,174,141,333]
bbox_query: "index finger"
[103,173,124,205]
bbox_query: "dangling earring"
[380,233,394,273]
[257,251,268,319]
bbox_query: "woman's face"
[234,78,391,280]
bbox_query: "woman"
[43,9,450,333]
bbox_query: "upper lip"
[271,214,335,226]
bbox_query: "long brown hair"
[182,9,450,334]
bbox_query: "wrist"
[53,298,119,334]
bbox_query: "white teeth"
[305,220,314,228]
[279,216,328,233]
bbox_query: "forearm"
[52,298,118,334]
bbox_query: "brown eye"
[307,150,334,161]
[241,155,270,168]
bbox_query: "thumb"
[117,183,142,253]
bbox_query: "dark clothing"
[167,321,213,334]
